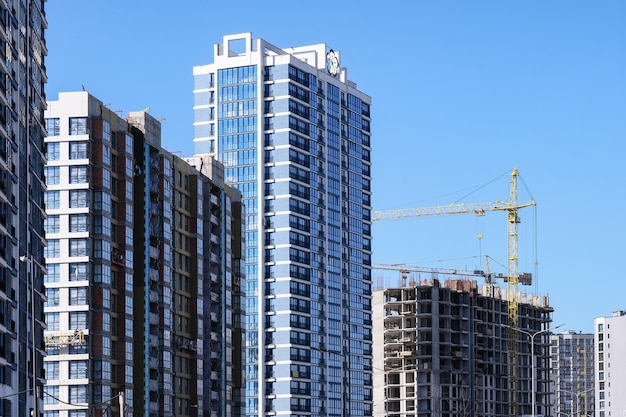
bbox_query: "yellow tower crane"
[372,167,536,417]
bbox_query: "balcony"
[111,248,125,266]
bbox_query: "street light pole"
[572,391,580,417]
[558,388,594,417]
[503,323,564,417]
[20,255,37,417]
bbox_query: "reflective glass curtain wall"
[193,34,372,417]
[217,65,260,415]
[0,2,48,417]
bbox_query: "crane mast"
[506,168,521,416]
[372,167,535,417]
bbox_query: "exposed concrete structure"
[373,277,553,417]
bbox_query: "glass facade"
[193,34,373,417]
[0,5,47,414]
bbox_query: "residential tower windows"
[69,142,88,159]
[69,117,88,135]
[45,118,60,136]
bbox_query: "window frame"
[44,361,60,380]
[44,264,60,283]
[69,141,89,159]
[69,214,90,233]
[44,215,60,234]
[69,165,88,184]
[69,311,88,329]
[69,360,89,379]
[44,240,60,258]
[46,141,60,160]
[69,117,88,135]
[45,166,60,185]
[69,189,89,208]
[45,288,60,307]
[45,118,60,136]
[45,191,61,209]
[45,312,60,331]
[69,287,88,306]
[68,385,89,403]
[69,238,89,257]
[44,386,59,405]
[70,263,89,281]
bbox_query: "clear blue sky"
[46,1,626,333]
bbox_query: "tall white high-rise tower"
[193,33,373,417]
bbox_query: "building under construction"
[372,276,553,417]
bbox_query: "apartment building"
[373,278,554,417]
[185,154,246,417]
[594,311,626,417]
[549,331,595,417]
[193,33,373,416]
[0,2,48,417]
[42,91,243,417]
